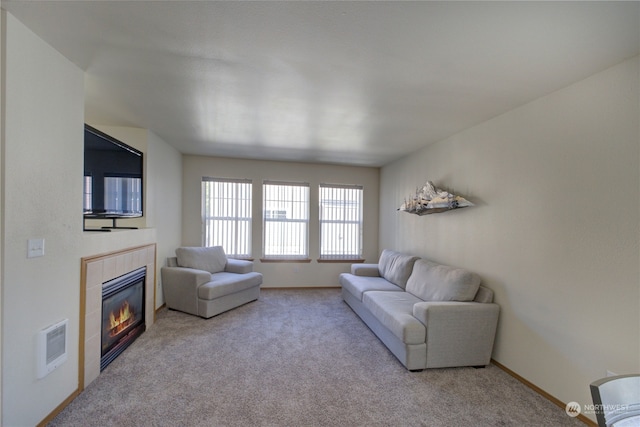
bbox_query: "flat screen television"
[84,124,143,226]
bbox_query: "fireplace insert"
[101,267,146,370]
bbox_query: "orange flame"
[108,300,135,337]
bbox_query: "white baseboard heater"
[37,318,68,379]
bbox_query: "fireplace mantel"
[80,243,156,390]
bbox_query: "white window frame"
[262,181,310,259]
[202,177,253,258]
[319,183,363,260]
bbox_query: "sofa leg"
[409,369,424,372]
[473,365,486,369]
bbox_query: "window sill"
[317,258,365,263]
[260,258,312,263]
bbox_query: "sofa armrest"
[412,301,500,368]
[161,267,212,315]
[225,258,254,274]
[351,263,380,277]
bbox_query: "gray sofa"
[161,246,262,318]
[340,249,499,370]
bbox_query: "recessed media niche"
[83,124,144,231]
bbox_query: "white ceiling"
[3,1,639,166]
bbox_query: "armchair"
[161,246,262,318]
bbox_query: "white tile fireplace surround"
[80,244,156,390]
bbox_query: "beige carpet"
[49,289,584,426]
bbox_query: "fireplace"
[101,266,146,370]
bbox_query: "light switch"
[28,238,45,258]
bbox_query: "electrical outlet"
[606,370,618,377]
[27,238,45,258]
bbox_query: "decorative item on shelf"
[398,181,474,216]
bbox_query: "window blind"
[319,183,363,259]
[263,181,310,259]
[202,177,252,258]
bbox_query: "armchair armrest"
[412,301,500,368]
[161,266,212,315]
[351,263,380,277]
[225,258,254,274]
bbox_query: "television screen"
[84,125,143,218]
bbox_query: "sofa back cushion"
[377,249,420,289]
[406,259,481,302]
[176,246,227,274]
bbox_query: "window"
[104,176,142,214]
[319,183,363,260]
[83,176,92,212]
[263,181,309,259]
[202,177,252,258]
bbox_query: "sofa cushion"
[176,246,227,274]
[198,272,263,300]
[363,291,425,344]
[406,259,481,302]
[339,273,404,301]
[377,249,420,289]
[350,264,381,277]
[473,285,494,303]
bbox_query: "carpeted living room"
[48,289,582,426]
[2,2,638,427]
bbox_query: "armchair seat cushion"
[198,272,263,300]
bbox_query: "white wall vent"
[37,318,68,379]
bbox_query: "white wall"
[182,155,380,287]
[2,12,85,426]
[145,130,182,307]
[379,56,639,419]
[1,14,183,424]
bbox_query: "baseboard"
[37,388,80,427]
[491,359,596,426]
[42,305,166,425]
